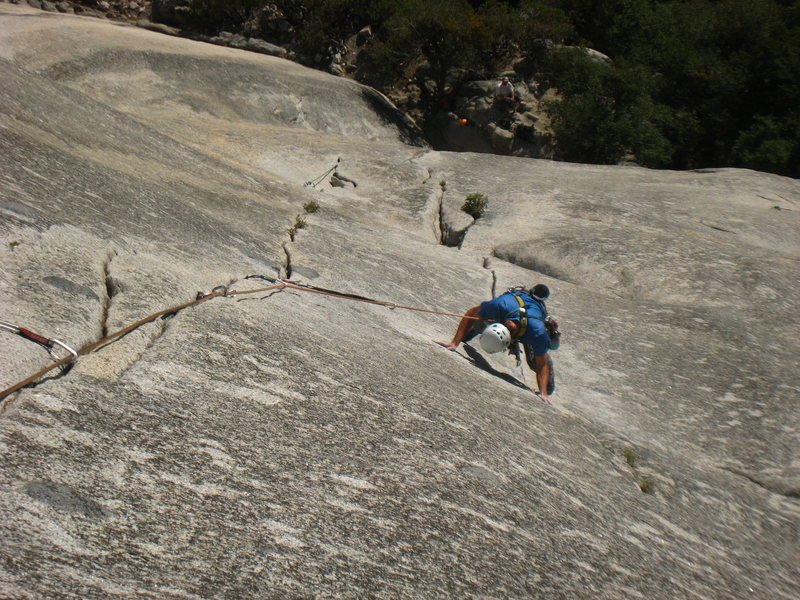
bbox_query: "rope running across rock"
[1,277,479,402]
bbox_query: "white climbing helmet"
[479,323,511,354]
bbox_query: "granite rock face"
[1,5,798,599]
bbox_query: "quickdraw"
[0,286,236,402]
[0,319,77,363]
[303,158,340,188]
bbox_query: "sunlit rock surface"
[1,5,798,599]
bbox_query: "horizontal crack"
[0,361,74,415]
[490,248,572,283]
[719,465,800,498]
[700,220,734,233]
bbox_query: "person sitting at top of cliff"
[495,76,518,111]
[434,284,555,404]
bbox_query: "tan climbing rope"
[1,279,479,401]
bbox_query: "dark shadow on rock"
[359,88,427,147]
[42,276,100,301]
[0,200,38,221]
[235,289,284,302]
[440,221,471,248]
[462,344,531,391]
[492,246,571,283]
[291,265,320,280]
[461,464,504,485]
[24,480,110,519]
[720,466,800,498]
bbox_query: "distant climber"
[495,77,518,112]
[330,159,357,188]
[330,172,357,188]
[434,284,556,404]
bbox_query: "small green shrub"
[462,193,488,219]
[638,477,656,494]
[439,179,447,191]
[303,200,319,214]
[8,241,20,251]
[622,448,638,468]
[183,0,263,35]
[287,215,308,241]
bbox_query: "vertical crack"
[439,216,472,248]
[436,182,473,248]
[100,251,119,338]
[283,200,318,278]
[436,185,446,245]
[455,223,473,249]
[483,256,497,298]
[282,242,293,279]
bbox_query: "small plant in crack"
[622,448,638,468]
[8,241,20,251]
[638,477,656,494]
[439,179,447,192]
[287,216,308,241]
[462,193,488,219]
[303,200,319,214]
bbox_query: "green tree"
[186,0,267,34]
[543,47,671,166]
[182,0,800,176]
[516,0,574,45]
[379,0,493,103]
[547,0,800,176]
[554,0,655,50]
[734,116,799,177]
[286,0,393,55]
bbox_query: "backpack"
[544,315,560,350]
[508,287,561,350]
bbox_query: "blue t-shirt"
[478,292,550,355]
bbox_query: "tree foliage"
[379,0,493,100]
[278,0,393,54]
[185,0,265,33]
[182,0,800,177]
[543,48,672,166]
[550,0,799,175]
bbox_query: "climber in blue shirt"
[435,284,554,404]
